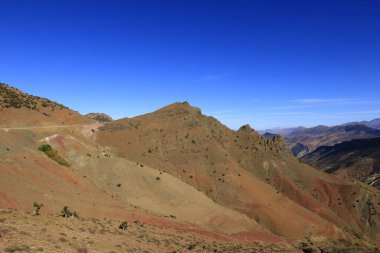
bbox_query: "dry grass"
[0,209,295,253]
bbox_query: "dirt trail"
[0,124,97,132]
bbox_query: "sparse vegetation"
[0,82,67,110]
[61,206,78,218]
[118,221,128,230]
[76,248,88,253]
[4,245,31,253]
[33,202,43,216]
[38,144,70,167]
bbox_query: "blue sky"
[0,0,379,129]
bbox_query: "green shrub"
[33,202,43,216]
[38,144,52,153]
[38,144,70,167]
[61,206,78,218]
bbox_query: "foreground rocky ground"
[1,209,379,253]
[0,209,298,253]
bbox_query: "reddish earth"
[0,192,19,210]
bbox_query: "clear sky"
[1,0,379,130]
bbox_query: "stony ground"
[0,209,298,253]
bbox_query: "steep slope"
[0,83,94,127]
[302,137,380,189]
[0,120,279,243]
[0,85,286,246]
[95,102,380,247]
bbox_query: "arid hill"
[0,84,379,252]
[85,113,113,122]
[302,137,380,189]
[96,101,380,248]
[0,83,94,127]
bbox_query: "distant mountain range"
[261,119,380,190]
[260,119,380,158]
[260,118,380,136]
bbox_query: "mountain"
[95,101,380,249]
[261,122,380,157]
[1,84,380,252]
[85,112,113,122]
[302,137,380,189]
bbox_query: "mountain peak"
[155,101,202,115]
[238,124,253,131]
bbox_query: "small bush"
[61,206,78,218]
[118,221,128,230]
[33,202,43,216]
[5,245,31,252]
[76,248,87,253]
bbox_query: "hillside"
[0,83,94,127]
[95,102,380,248]
[0,85,379,252]
[302,137,380,189]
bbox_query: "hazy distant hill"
[345,118,380,130]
